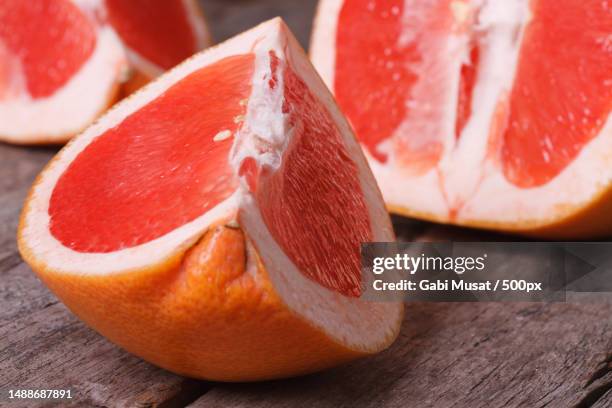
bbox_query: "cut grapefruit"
[0,0,210,144]
[311,0,612,238]
[18,18,402,381]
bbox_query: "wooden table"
[1,1,611,407]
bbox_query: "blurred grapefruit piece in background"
[311,0,612,238]
[0,0,210,144]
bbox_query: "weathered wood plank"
[0,261,211,408]
[188,302,612,408]
[592,387,612,408]
[0,143,210,407]
[583,358,612,408]
[0,145,56,262]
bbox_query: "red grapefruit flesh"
[334,0,408,163]
[105,0,202,71]
[501,0,612,188]
[0,0,96,99]
[254,52,372,297]
[50,55,253,253]
[456,41,480,139]
[0,34,15,100]
[19,19,402,380]
[311,0,612,237]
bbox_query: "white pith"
[21,19,402,351]
[311,0,612,228]
[0,27,126,143]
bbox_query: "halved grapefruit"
[0,0,210,144]
[311,0,612,238]
[18,18,403,381]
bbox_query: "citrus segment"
[49,54,254,253]
[0,0,96,98]
[255,53,372,297]
[501,0,612,187]
[334,0,406,163]
[105,0,198,70]
[335,0,464,172]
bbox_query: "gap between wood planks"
[575,353,612,408]
[173,351,612,408]
[156,379,211,408]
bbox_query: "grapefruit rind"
[18,18,403,380]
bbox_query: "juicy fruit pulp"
[50,55,254,253]
[48,51,372,297]
[0,0,96,98]
[334,0,612,187]
[105,0,198,70]
[501,0,612,187]
[254,53,372,297]
[335,0,408,165]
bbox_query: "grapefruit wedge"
[18,18,402,381]
[0,0,210,144]
[311,0,612,238]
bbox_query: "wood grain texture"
[187,303,612,408]
[0,144,211,407]
[1,1,611,407]
[592,388,612,408]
